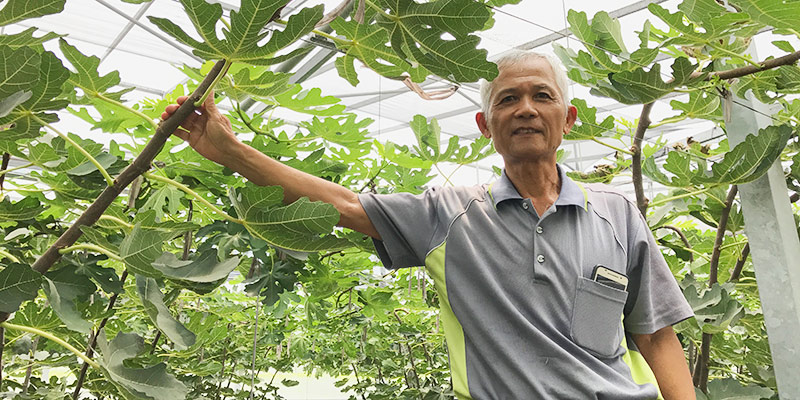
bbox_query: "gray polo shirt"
[358,165,693,399]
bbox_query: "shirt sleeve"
[623,209,694,335]
[358,188,442,269]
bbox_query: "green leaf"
[677,0,728,23]
[705,377,774,399]
[0,49,70,142]
[0,197,43,220]
[597,57,700,104]
[149,0,322,64]
[566,98,615,140]
[0,46,39,103]
[282,379,300,387]
[731,0,800,31]
[0,0,66,26]
[119,224,175,278]
[682,279,744,334]
[9,302,60,331]
[97,331,189,400]
[42,267,96,333]
[152,250,239,283]
[776,65,800,94]
[0,90,32,118]
[647,3,758,47]
[140,185,183,222]
[668,90,722,123]
[244,258,303,305]
[642,152,693,187]
[59,39,126,101]
[772,40,795,53]
[73,254,123,294]
[565,10,631,73]
[0,27,61,50]
[230,184,352,252]
[133,210,199,234]
[567,164,625,184]
[733,68,781,103]
[374,0,497,82]
[299,115,371,147]
[0,263,43,313]
[219,68,292,102]
[696,124,792,185]
[272,86,347,116]
[330,17,429,85]
[136,275,196,350]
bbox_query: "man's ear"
[563,105,578,136]
[476,112,491,139]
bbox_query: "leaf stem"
[59,243,123,262]
[0,322,101,370]
[649,115,687,129]
[718,239,748,251]
[34,116,115,186]
[648,186,716,208]
[94,92,158,131]
[0,249,20,263]
[273,19,348,44]
[143,172,242,223]
[707,42,760,67]
[591,137,634,155]
[98,215,134,230]
[234,104,282,142]
[0,162,34,177]
[362,0,392,19]
[194,59,232,107]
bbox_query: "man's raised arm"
[161,93,380,240]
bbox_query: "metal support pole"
[723,87,800,398]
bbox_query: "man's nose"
[515,97,538,118]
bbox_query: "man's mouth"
[512,128,543,135]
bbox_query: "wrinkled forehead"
[492,58,559,96]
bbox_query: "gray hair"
[479,50,571,118]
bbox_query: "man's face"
[476,57,577,164]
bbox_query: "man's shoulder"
[426,184,489,207]
[581,183,635,206]
[580,183,640,223]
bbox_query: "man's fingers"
[176,96,188,105]
[172,128,189,141]
[202,89,218,114]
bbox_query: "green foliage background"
[0,0,799,399]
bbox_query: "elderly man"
[163,50,695,399]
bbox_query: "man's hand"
[161,91,238,166]
[160,91,380,239]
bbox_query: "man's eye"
[535,92,553,99]
[500,95,516,103]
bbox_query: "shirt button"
[536,226,543,234]
[522,202,529,210]
[537,254,545,263]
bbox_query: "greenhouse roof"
[2,0,796,193]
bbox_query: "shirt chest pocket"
[570,277,628,358]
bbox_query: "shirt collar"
[487,164,588,210]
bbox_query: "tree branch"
[660,225,694,261]
[0,61,227,324]
[0,153,10,191]
[694,185,738,393]
[0,62,223,323]
[705,50,800,81]
[710,186,738,286]
[729,243,750,282]
[72,270,129,399]
[0,326,4,392]
[632,102,654,217]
